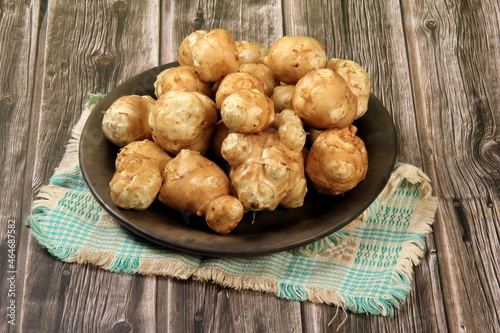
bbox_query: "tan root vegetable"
[262,36,327,84]
[239,63,278,97]
[102,95,156,147]
[306,125,368,195]
[109,153,162,210]
[116,139,172,174]
[235,40,268,64]
[191,29,240,82]
[270,84,295,112]
[158,150,244,234]
[148,91,217,155]
[215,72,265,108]
[293,68,357,129]
[221,116,307,211]
[177,30,208,66]
[154,65,212,98]
[220,89,275,134]
[326,58,371,119]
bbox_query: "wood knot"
[425,20,437,29]
[112,321,132,333]
[96,53,114,66]
[194,314,203,322]
[1,95,13,105]
[62,269,71,276]
[192,9,205,30]
[112,0,128,12]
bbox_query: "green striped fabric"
[27,94,438,316]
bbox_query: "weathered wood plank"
[156,1,304,332]
[0,1,40,332]
[21,1,160,332]
[283,1,447,332]
[401,0,500,332]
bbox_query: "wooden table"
[1,1,498,332]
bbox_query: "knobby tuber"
[306,125,368,195]
[158,150,244,234]
[102,95,156,147]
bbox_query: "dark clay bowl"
[79,62,397,257]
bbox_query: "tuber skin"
[305,125,368,195]
[102,95,156,147]
[270,84,295,112]
[177,30,208,66]
[239,63,278,97]
[220,89,275,134]
[215,72,265,108]
[158,150,244,234]
[116,139,172,174]
[109,153,162,211]
[154,65,212,98]
[262,36,327,84]
[326,58,371,119]
[235,40,268,64]
[221,114,307,211]
[148,90,217,155]
[191,29,240,82]
[292,68,357,129]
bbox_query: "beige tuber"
[220,89,275,134]
[221,115,307,211]
[148,91,217,155]
[239,63,278,97]
[102,95,156,147]
[154,65,212,98]
[191,29,240,82]
[235,40,268,64]
[177,30,208,66]
[327,58,371,119]
[116,139,172,174]
[215,72,265,108]
[306,125,368,195]
[270,84,295,112]
[110,153,162,211]
[293,68,357,129]
[158,150,244,234]
[262,36,327,84]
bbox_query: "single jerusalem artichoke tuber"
[109,153,162,210]
[262,36,327,84]
[158,149,244,234]
[116,139,172,174]
[102,95,156,147]
[154,65,212,98]
[306,125,368,195]
[148,90,217,155]
[293,68,357,129]
[215,72,265,108]
[191,29,240,82]
[177,30,208,66]
[220,89,275,134]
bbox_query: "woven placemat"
[27,94,438,316]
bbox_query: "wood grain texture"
[401,0,500,332]
[21,1,160,332]
[0,1,40,332]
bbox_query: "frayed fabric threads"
[26,94,438,316]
